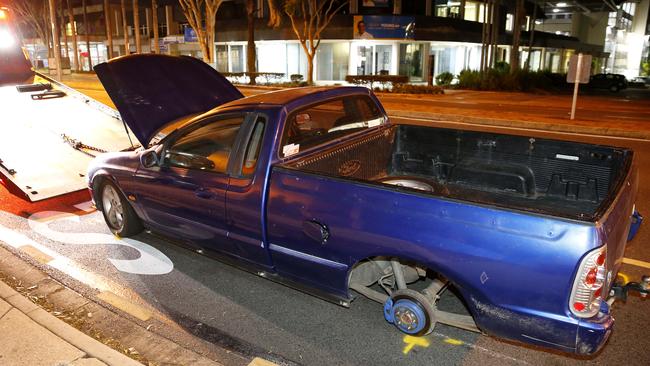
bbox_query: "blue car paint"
[88,59,642,356]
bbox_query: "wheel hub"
[395,307,419,331]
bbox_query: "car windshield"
[281,95,384,158]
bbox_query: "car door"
[224,114,274,268]
[133,114,246,254]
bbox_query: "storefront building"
[18,0,608,82]
[205,0,606,84]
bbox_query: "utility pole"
[48,0,62,80]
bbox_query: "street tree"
[275,0,348,84]
[509,0,525,73]
[12,0,52,57]
[178,0,224,63]
[246,0,257,85]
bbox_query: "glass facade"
[399,43,426,81]
[316,42,350,81]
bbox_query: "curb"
[386,109,650,140]
[0,280,141,366]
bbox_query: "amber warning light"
[0,9,6,20]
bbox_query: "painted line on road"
[430,332,531,365]
[97,291,152,322]
[18,245,54,264]
[622,257,650,269]
[74,200,96,213]
[393,116,650,142]
[247,357,281,366]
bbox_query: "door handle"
[194,188,215,199]
[302,220,330,245]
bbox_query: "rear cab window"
[281,95,385,158]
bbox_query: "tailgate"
[597,156,638,291]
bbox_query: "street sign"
[567,53,591,120]
[566,54,592,84]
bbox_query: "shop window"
[317,42,350,81]
[230,45,244,73]
[216,45,228,72]
[464,2,479,22]
[399,43,425,81]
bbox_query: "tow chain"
[61,134,109,158]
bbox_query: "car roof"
[219,86,373,111]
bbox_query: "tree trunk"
[524,4,537,70]
[82,0,92,70]
[152,0,160,53]
[121,0,130,55]
[48,0,62,80]
[133,0,141,53]
[246,0,256,85]
[509,0,524,73]
[68,0,80,71]
[60,0,69,58]
[104,0,114,59]
[306,53,314,84]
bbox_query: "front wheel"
[99,180,142,237]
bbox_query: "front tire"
[99,180,142,237]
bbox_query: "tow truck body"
[0,6,134,201]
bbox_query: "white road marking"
[73,200,95,212]
[622,257,650,269]
[393,116,650,142]
[27,211,173,275]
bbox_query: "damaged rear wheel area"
[349,257,479,336]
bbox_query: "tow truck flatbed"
[0,73,135,201]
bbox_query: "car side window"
[164,116,244,173]
[281,95,383,157]
[240,117,265,177]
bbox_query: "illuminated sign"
[353,15,415,40]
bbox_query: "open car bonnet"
[94,54,243,146]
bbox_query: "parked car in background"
[588,73,628,92]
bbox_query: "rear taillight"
[569,246,607,318]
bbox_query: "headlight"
[0,28,15,49]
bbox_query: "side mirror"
[140,150,159,168]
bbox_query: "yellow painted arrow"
[403,335,430,355]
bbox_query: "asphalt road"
[1,118,649,366]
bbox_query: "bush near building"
[389,84,444,94]
[345,74,409,89]
[435,72,454,86]
[456,68,568,92]
[223,72,284,85]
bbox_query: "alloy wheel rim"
[102,185,124,230]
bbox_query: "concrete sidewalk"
[0,280,142,366]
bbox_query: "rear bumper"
[575,303,615,355]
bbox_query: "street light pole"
[48,0,62,80]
